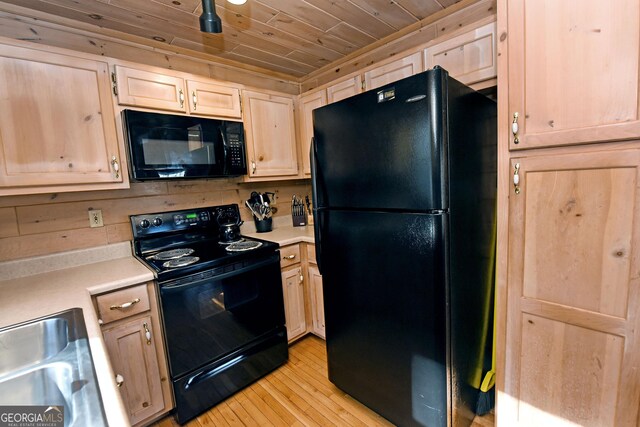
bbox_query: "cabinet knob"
[115,374,124,387]
[513,163,521,194]
[179,89,185,108]
[192,91,197,110]
[143,322,152,345]
[512,112,520,144]
[251,161,256,174]
[283,254,296,260]
[111,156,120,179]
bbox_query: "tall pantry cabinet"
[497,1,640,426]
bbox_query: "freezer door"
[320,209,449,427]
[312,69,448,211]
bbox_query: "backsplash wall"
[0,179,311,262]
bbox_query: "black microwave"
[123,109,247,180]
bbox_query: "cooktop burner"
[150,248,195,261]
[130,204,280,280]
[162,256,200,269]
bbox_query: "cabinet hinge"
[111,72,118,96]
[361,79,366,91]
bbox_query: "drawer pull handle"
[110,298,140,310]
[283,254,296,260]
[115,374,124,387]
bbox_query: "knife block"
[292,209,307,227]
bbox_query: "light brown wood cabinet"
[95,282,172,426]
[424,20,496,87]
[505,0,640,150]
[326,76,362,104]
[297,90,327,176]
[503,149,640,426]
[0,42,126,195]
[363,52,423,92]
[114,65,242,119]
[281,265,307,342]
[242,90,298,180]
[307,263,325,339]
[497,1,640,425]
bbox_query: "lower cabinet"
[281,265,307,341]
[279,242,326,342]
[94,282,172,426]
[307,264,325,338]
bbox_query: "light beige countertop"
[242,215,315,246]
[0,242,154,427]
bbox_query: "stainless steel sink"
[0,309,108,427]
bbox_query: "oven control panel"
[131,206,226,237]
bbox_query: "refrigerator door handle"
[310,136,323,274]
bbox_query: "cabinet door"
[281,266,306,341]
[364,52,423,92]
[327,76,362,104]
[114,65,186,112]
[103,315,165,426]
[242,90,298,178]
[298,91,327,176]
[0,44,124,193]
[186,80,242,118]
[308,264,325,339]
[504,149,640,426]
[507,0,640,149]
[424,21,496,85]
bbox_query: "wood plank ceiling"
[0,0,478,79]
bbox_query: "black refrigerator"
[311,67,496,427]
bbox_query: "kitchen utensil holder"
[254,217,272,233]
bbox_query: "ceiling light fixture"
[199,0,222,33]
[227,0,247,4]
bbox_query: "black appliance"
[123,109,246,180]
[311,67,496,427]
[130,204,287,425]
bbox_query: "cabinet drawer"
[306,244,317,265]
[280,244,301,268]
[96,284,151,324]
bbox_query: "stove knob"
[139,219,150,229]
[152,217,163,227]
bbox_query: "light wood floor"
[151,335,494,427]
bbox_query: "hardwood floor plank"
[151,336,494,427]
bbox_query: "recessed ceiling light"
[227,0,247,4]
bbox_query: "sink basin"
[0,317,69,375]
[0,309,108,427]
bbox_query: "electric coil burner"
[130,204,288,425]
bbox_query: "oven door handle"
[161,254,279,293]
[183,354,246,390]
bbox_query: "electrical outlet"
[270,191,278,206]
[88,209,104,228]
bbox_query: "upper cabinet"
[326,76,362,104]
[0,42,126,195]
[424,21,496,87]
[506,0,640,150]
[242,90,298,180]
[114,65,242,119]
[364,52,423,92]
[185,79,242,118]
[298,91,327,176]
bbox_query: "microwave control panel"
[228,132,243,167]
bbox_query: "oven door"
[159,251,285,379]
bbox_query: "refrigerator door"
[320,208,449,427]
[312,69,448,212]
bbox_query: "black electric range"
[130,204,287,425]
